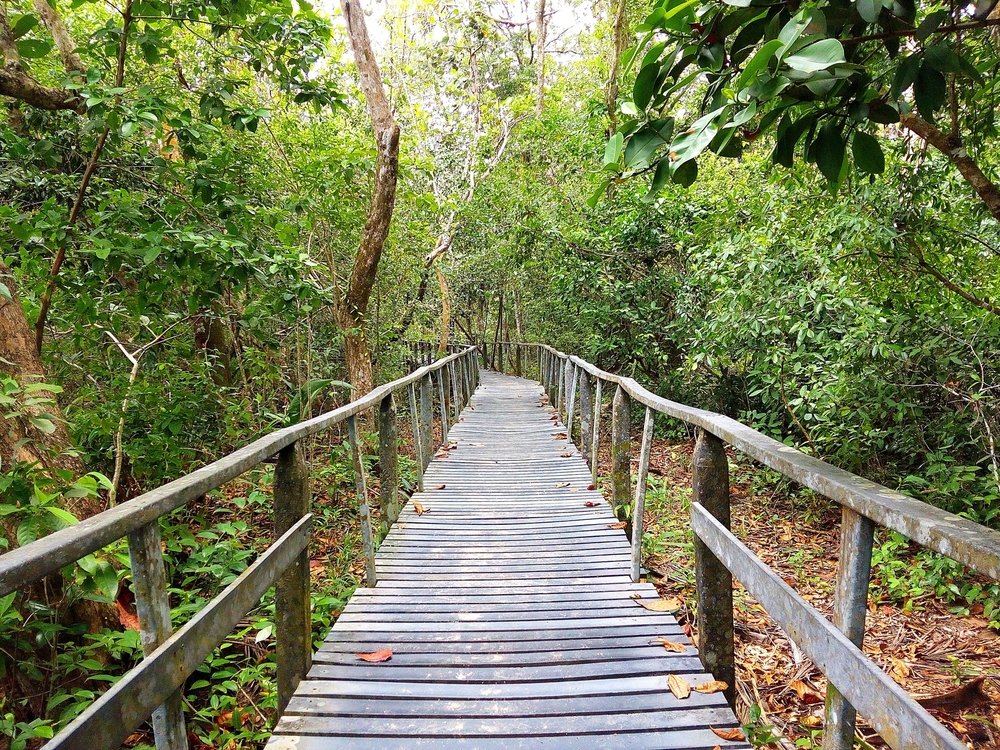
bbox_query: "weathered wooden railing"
[406,339,536,376]
[0,346,480,750]
[519,342,999,750]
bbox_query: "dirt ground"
[604,436,1000,749]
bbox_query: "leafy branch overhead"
[603,0,1000,207]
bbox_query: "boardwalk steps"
[266,372,748,749]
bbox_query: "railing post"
[566,364,579,439]
[691,428,736,706]
[378,393,400,526]
[449,361,460,422]
[579,371,593,466]
[274,441,311,714]
[347,415,377,586]
[557,359,566,420]
[437,369,449,444]
[610,384,632,528]
[631,407,655,582]
[515,343,523,377]
[591,378,602,484]
[127,521,186,750]
[419,374,434,466]
[823,508,875,750]
[408,382,424,491]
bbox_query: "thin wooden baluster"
[347,415,376,586]
[419,374,434,467]
[566,364,580,439]
[591,378,602,484]
[515,342,523,377]
[408,382,424,491]
[274,441,311,713]
[378,393,400,525]
[631,407,655,582]
[449,361,460,422]
[127,521,187,749]
[692,428,736,705]
[437,369,449,443]
[556,359,565,419]
[823,508,875,750]
[610,384,632,526]
[579,371,593,466]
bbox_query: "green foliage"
[612,0,1000,190]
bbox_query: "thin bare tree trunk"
[337,0,400,395]
[534,0,547,114]
[606,0,628,131]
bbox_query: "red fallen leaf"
[711,727,745,741]
[434,449,450,458]
[444,443,458,451]
[553,432,567,439]
[356,648,393,662]
[584,501,598,507]
[309,559,325,571]
[608,521,627,529]
[586,483,597,490]
[413,502,429,515]
[433,484,446,490]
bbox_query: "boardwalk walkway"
[267,371,748,749]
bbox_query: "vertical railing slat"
[823,508,876,750]
[437,369,449,444]
[127,521,187,750]
[408,382,424,491]
[566,364,579,440]
[419,374,434,467]
[378,393,400,526]
[274,441,312,713]
[631,407,655,582]
[579,371,593,466]
[591,378,603,485]
[691,428,736,706]
[610,384,632,529]
[347,415,376,586]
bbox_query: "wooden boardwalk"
[266,371,748,749]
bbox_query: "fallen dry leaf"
[584,501,598,507]
[694,680,728,694]
[433,449,450,458]
[560,451,573,457]
[800,714,822,728]
[790,679,824,705]
[636,597,682,612]
[655,637,688,653]
[667,674,691,699]
[608,521,627,529]
[433,484,446,490]
[711,727,745,741]
[413,502,429,515]
[553,432,567,439]
[115,599,140,631]
[629,592,642,599]
[356,649,393,663]
[556,481,571,488]
[586,483,596,490]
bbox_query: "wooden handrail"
[0,346,481,750]
[0,347,479,594]
[519,341,997,750]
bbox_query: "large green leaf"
[737,39,784,86]
[633,61,659,110]
[785,39,846,74]
[914,63,946,119]
[814,121,846,183]
[852,131,885,174]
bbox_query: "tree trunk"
[534,0,548,114]
[337,0,400,395]
[0,261,91,513]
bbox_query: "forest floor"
[611,437,1000,750]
